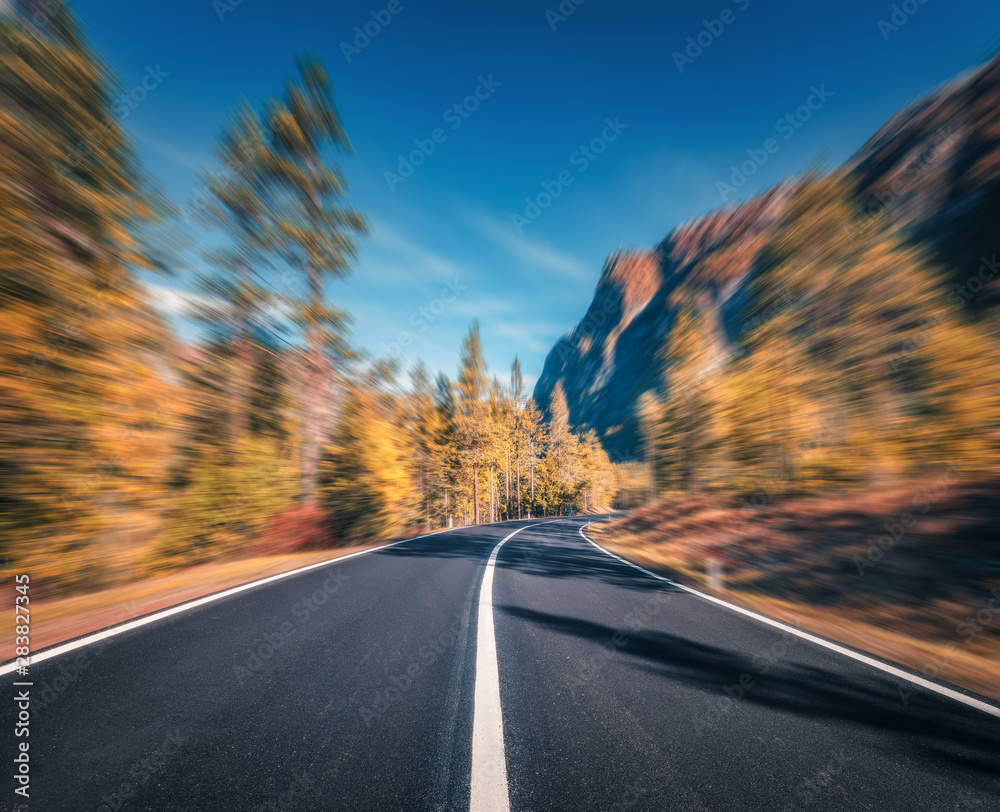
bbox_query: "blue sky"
[74,0,1000,389]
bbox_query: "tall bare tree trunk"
[225,258,253,456]
[530,441,535,517]
[423,471,430,532]
[516,455,521,519]
[302,265,325,505]
[505,451,510,521]
[473,463,480,524]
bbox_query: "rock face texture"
[534,56,1000,460]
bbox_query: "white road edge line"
[579,526,1000,721]
[0,524,467,676]
[471,518,563,812]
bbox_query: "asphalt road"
[4,517,999,811]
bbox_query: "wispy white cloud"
[364,218,465,284]
[492,319,565,354]
[464,210,593,284]
[131,128,204,173]
[450,295,518,319]
[144,282,211,317]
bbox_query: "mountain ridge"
[534,55,1000,460]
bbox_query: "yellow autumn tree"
[322,369,419,542]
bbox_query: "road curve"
[4,517,999,811]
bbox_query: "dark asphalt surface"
[4,517,999,811]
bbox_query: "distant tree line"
[0,2,639,596]
[322,322,644,543]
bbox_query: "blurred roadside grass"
[591,471,1000,703]
[0,542,389,659]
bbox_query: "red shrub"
[255,504,338,556]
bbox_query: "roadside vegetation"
[0,2,639,605]
[600,173,1000,700]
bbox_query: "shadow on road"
[498,534,676,593]
[374,525,514,559]
[495,602,1000,776]
[378,519,666,593]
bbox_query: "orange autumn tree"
[0,1,179,591]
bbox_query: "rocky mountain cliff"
[534,55,1000,460]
